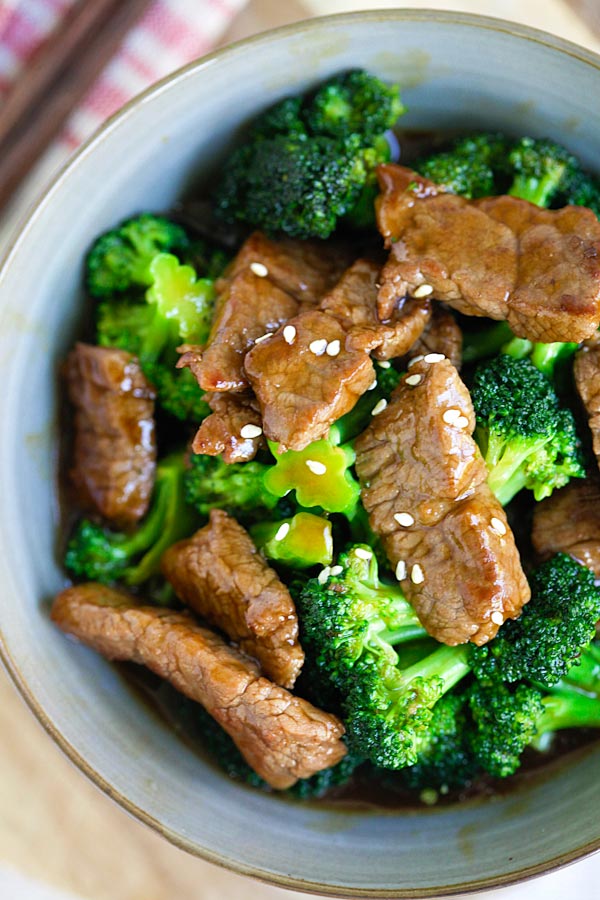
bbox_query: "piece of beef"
[51,584,346,789]
[162,510,304,688]
[355,356,530,645]
[319,258,431,360]
[221,230,351,307]
[65,343,156,528]
[376,164,600,343]
[180,232,351,395]
[191,392,264,462]
[574,335,600,472]
[532,477,600,576]
[178,268,300,393]
[405,305,463,370]
[244,309,375,451]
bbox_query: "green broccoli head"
[414,133,510,198]
[86,214,189,298]
[298,547,473,769]
[304,69,404,141]
[65,454,198,586]
[96,253,216,423]
[559,165,600,216]
[214,69,404,239]
[471,354,584,505]
[471,554,600,688]
[468,681,544,778]
[507,137,580,207]
[183,452,284,524]
[400,692,479,791]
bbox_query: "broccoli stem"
[397,644,471,693]
[479,429,550,506]
[461,321,514,364]
[509,166,567,207]
[537,690,600,734]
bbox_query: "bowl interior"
[0,11,599,897]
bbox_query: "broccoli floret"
[304,69,404,142]
[214,69,404,239]
[471,354,584,505]
[250,512,333,568]
[468,656,600,778]
[400,692,480,791]
[184,453,284,524]
[183,238,230,281]
[86,214,189,298]
[264,426,360,518]
[472,554,600,688]
[298,547,474,768]
[507,137,580,207]
[414,133,510,198]
[559,165,600,216]
[65,453,197,585]
[96,253,215,422]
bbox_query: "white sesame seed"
[254,332,273,344]
[454,416,470,429]
[306,459,326,475]
[371,399,388,416]
[490,517,507,536]
[395,560,407,581]
[330,565,343,576]
[326,339,341,357]
[413,283,434,298]
[240,424,263,439]
[378,360,391,369]
[354,548,372,561]
[283,325,296,345]
[394,512,415,527]
[408,355,424,368]
[367,379,378,391]
[274,522,290,542]
[411,563,425,585]
[443,409,462,425]
[491,611,504,626]
[424,352,445,364]
[250,262,269,277]
[405,373,422,386]
[317,567,331,585]
[309,338,328,356]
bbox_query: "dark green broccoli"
[184,452,288,524]
[333,362,401,445]
[468,662,600,778]
[86,214,189,297]
[413,133,510,198]
[65,453,197,586]
[461,321,515,364]
[298,546,477,768]
[399,692,480,792]
[214,69,404,239]
[97,252,215,422]
[250,511,333,568]
[507,137,580,207]
[470,354,584,505]
[472,554,600,688]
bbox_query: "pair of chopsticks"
[0,0,154,211]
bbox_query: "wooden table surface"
[1,2,599,899]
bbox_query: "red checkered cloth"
[0,0,248,150]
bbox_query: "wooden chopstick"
[0,0,154,211]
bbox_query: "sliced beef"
[376,164,600,343]
[51,584,345,789]
[244,309,375,451]
[532,477,600,576]
[65,343,156,528]
[319,258,431,360]
[162,510,304,688]
[221,230,351,307]
[179,268,299,393]
[191,392,264,462]
[355,356,530,646]
[405,305,463,370]
[574,335,600,472]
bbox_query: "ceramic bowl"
[1,10,599,897]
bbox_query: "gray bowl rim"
[1,8,600,897]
